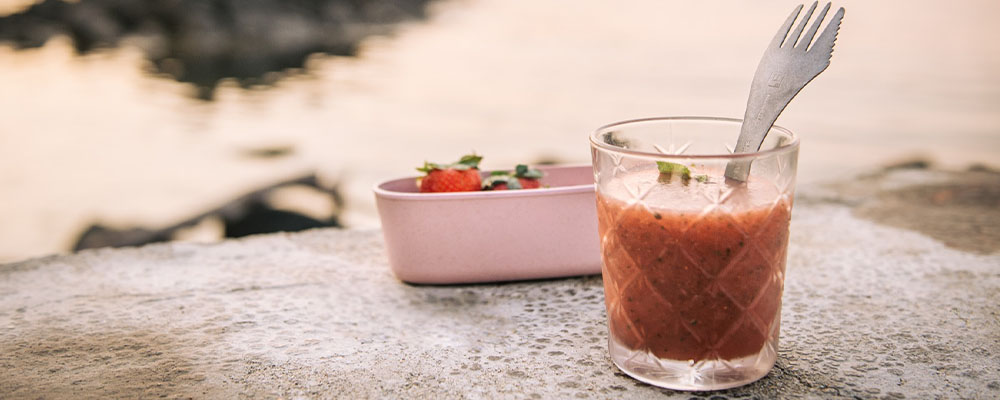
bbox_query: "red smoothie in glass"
[596,169,791,362]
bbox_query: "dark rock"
[0,0,436,99]
[71,173,342,251]
[883,158,932,171]
[240,145,296,159]
[223,203,332,238]
[64,1,122,51]
[73,225,173,251]
[968,163,998,173]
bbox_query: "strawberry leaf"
[514,164,544,179]
[482,174,510,188]
[416,161,445,173]
[457,154,482,169]
[417,154,482,173]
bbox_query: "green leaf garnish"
[417,153,482,173]
[482,174,509,186]
[482,172,524,190]
[416,161,442,173]
[514,164,544,179]
[694,174,709,183]
[656,161,691,179]
[457,154,483,168]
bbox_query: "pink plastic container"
[373,165,601,284]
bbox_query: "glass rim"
[590,116,799,160]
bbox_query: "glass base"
[609,336,776,391]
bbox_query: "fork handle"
[724,77,798,182]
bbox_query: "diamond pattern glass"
[590,117,799,391]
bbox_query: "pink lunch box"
[373,165,602,284]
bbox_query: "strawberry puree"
[597,177,791,362]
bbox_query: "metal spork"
[725,2,845,181]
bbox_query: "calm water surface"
[2,0,998,262]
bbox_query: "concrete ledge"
[2,168,998,399]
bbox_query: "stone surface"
[1,168,998,399]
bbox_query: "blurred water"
[1,0,999,262]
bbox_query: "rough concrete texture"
[1,167,998,399]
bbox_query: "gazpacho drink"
[590,117,799,391]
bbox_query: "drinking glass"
[590,117,799,391]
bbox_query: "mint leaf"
[656,161,691,179]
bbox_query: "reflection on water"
[1,0,999,262]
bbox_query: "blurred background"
[1,0,998,263]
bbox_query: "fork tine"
[797,2,830,50]
[787,2,817,48]
[810,6,845,56]
[771,4,804,48]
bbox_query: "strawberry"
[482,173,514,191]
[518,178,541,189]
[482,164,544,190]
[416,154,483,193]
[513,164,543,189]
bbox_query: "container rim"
[589,116,799,160]
[373,164,595,201]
